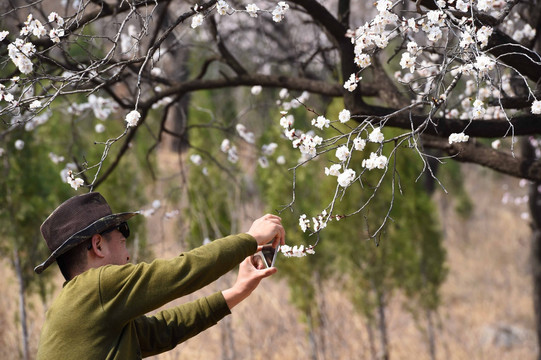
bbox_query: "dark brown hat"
[34,192,137,274]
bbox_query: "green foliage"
[438,159,474,219]
[259,117,448,330]
[0,127,72,300]
[0,91,152,300]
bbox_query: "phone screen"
[254,245,277,268]
[261,246,277,267]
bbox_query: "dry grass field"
[0,163,537,359]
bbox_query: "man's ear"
[89,233,105,258]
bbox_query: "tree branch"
[421,134,541,181]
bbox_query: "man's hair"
[56,232,114,280]
[56,238,91,281]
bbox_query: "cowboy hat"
[34,192,138,274]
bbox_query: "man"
[34,192,285,359]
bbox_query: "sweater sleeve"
[134,292,230,357]
[98,233,257,324]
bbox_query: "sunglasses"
[87,222,130,250]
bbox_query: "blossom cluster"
[68,94,119,121]
[219,122,281,168]
[66,170,84,191]
[448,132,469,144]
[4,12,65,74]
[279,244,315,257]
[191,0,290,28]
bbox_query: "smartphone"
[253,244,277,268]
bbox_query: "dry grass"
[0,163,538,359]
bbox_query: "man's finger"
[258,267,277,278]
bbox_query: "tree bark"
[366,319,378,360]
[13,249,29,360]
[425,308,437,360]
[376,290,389,360]
[524,136,541,360]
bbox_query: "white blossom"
[299,214,310,232]
[258,156,269,168]
[344,73,360,92]
[236,123,255,143]
[246,4,260,17]
[276,155,286,165]
[368,127,384,143]
[49,152,65,164]
[191,14,204,29]
[66,170,84,190]
[448,132,469,144]
[354,53,371,68]
[272,2,289,23]
[531,100,541,115]
[477,0,495,12]
[280,114,294,129]
[337,168,356,187]
[460,28,475,48]
[280,244,315,257]
[190,154,203,165]
[8,38,35,74]
[251,85,262,95]
[95,123,105,133]
[125,110,141,127]
[0,31,9,41]
[335,145,350,162]
[29,100,41,109]
[216,0,230,15]
[262,143,278,155]
[325,164,341,176]
[312,211,328,231]
[14,139,24,150]
[312,115,330,129]
[455,0,469,11]
[220,139,231,153]
[477,26,493,48]
[491,139,501,149]
[407,41,419,54]
[471,99,485,119]
[227,146,238,163]
[49,28,64,43]
[376,0,392,12]
[338,109,351,123]
[353,137,366,151]
[474,54,495,76]
[362,152,388,170]
[400,52,416,72]
[48,12,64,26]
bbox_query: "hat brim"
[34,212,138,274]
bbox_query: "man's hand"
[222,256,277,310]
[247,214,285,247]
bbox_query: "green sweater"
[36,233,257,359]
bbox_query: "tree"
[1,0,541,356]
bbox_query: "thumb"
[257,267,277,279]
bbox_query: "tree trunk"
[315,271,328,360]
[425,308,437,360]
[528,177,541,360]
[531,222,541,360]
[522,137,541,360]
[307,310,319,360]
[366,319,378,360]
[217,274,236,360]
[13,249,29,360]
[219,317,236,360]
[376,290,389,360]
